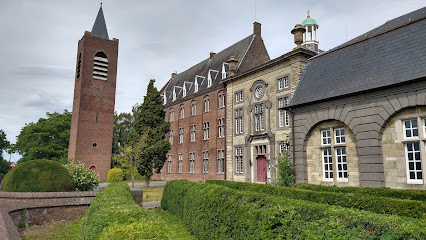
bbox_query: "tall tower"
[302,11,319,52]
[68,4,119,180]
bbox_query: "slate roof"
[162,34,256,105]
[289,7,426,107]
[91,5,109,39]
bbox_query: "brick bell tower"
[68,4,119,180]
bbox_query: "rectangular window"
[217,150,225,173]
[284,76,289,88]
[203,122,209,140]
[179,127,184,144]
[322,148,333,181]
[191,101,196,116]
[218,118,225,138]
[235,91,243,103]
[169,131,173,144]
[167,155,172,173]
[203,151,209,173]
[169,110,174,122]
[254,104,264,131]
[405,142,423,183]
[284,97,289,127]
[204,99,210,112]
[279,142,289,154]
[277,77,283,90]
[235,109,243,135]
[178,154,183,173]
[218,94,225,108]
[321,130,331,145]
[278,98,284,128]
[189,152,195,173]
[235,147,244,174]
[335,128,346,144]
[335,147,348,181]
[190,125,196,142]
[404,119,419,138]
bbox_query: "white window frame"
[278,98,284,128]
[284,76,289,88]
[203,151,209,173]
[218,118,225,138]
[321,129,331,145]
[169,109,174,122]
[235,109,243,135]
[284,97,289,127]
[178,154,183,173]
[403,119,419,139]
[169,130,173,145]
[405,142,423,184]
[191,101,196,116]
[335,147,348,182]
[235,147,244,174]
[179,127,184,144]
[204,99,210,112]
[235,91,243,103]
[203,122,209,140]
[167,155,172,173]
[190,124,196,142]
[218,93,225,108]
[334,128,346,144]
[322,148,333,181]
[254,104,264,131]
[217,150,225,173]
[222,62,229,79]
[277,77,283,90]
[189,152,195,173]
[179,105,184,119]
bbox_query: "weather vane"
[307,10,310,18]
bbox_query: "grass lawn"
[21,219,81,240]
[142,187,163,202]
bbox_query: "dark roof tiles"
[91,6,109,39]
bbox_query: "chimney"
[227,56,238,77]
[253,22,261,37]
[291,24,306,49]
[210,52,216,59]
[171,72,177,78]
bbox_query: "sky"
[0,0,425,161]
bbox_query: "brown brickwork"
[68,31,119,181]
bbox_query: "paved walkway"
[96,181,167,191]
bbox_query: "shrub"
[79,182,194,240]
[1,160,75,192]
[107,168,124,182]
[64,161,99,191]
[293,183,426,202]
[207,180,426,219]
[162,180,426,239]
[272,153,294,187]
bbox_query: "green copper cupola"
[302,10,319,52]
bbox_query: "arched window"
[169,108,174,122]
[191,101,197,116]
[179,104,184,119]
[203,96,210,113]
[93,52,108,80]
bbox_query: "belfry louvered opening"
[93,52,108,80]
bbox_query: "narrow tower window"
[93,52,108,80]
[76,53,82,80]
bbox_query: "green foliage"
[0,129,11,176]
[293,183,426,202]
[112,112,132,158]
[1,160,75,192]
[14,110,71,163]
[130,79,170,187]
[207,180,426,219]
[79,182,194,240]
[64,161,99,191]
[162,180,426,239]
[107,168,124,182]
[273,152,294,187]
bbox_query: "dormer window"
[195,76,205,92]
[93,52,108,81]
[183,87,187,97]
[173,86,182,101]
[208,70,219,88]
[222,62,229,79]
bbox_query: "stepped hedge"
[293,183,426,202]
[162,180,426,240]
[207,180,425,219]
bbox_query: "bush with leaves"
[64,161,99,191]
[273,152,294,187]
[107,168,124,182]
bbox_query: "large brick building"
[68,5,118,180]
[152,23,270,181]
[288,7,426,189]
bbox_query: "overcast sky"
[1,0,425,161]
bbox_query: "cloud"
[15,64,74,79]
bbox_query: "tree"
[0,130,11,176]
[14,110,71,163]
[112,111,132,166]
[113,134,147,189]
[130,79,170,187]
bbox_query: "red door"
[257,156,267,182]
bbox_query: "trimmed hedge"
[79,182,195,240]
[106,168,124,182]
[207,180,426,219]
[162,180,426,239]
[1,160,75,192]
[294,183,426,202]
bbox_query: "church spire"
[91,4,109,39]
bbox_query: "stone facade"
[291,81,426,188]
[224,49,316,183]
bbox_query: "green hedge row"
[79,182,195,240]
[293,183,426,202]
[207,180,426,219]
[162,180,426,240]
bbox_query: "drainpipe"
[290,108,296,184]
[224,83,227,181]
